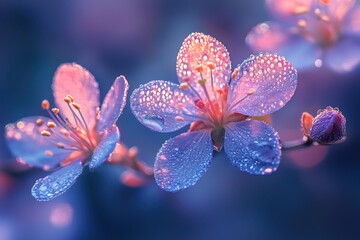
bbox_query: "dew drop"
[143,114,165,131]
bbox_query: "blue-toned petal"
[246,22,319,70]
[97,75,129,133]
[5,116,71,168]
[131,80,200,133]
[31,160,83,201]
[228,53,297,116]
[89,125,120,169]
[154,130,213,192]
[224,120,281,175]
[324,36,360,73]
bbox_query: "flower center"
[294,0,341,48]
[38,95,96,161]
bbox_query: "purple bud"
[310,106,346,145]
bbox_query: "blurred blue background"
[0,0,359,239]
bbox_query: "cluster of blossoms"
[4,31,349,199]
[246,0,360,72]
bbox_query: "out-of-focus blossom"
[107,143,153,187]
[302,106,346,144]
[246,0,360,73]
[131,32,298,192]
[5,63,128,201]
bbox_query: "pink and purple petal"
[224,120,281,175]
[246,22,319,70]
[52,63,100,130]
[5,116,70,168]
[97,75,129,133]
[89,125,120,169]
[31,160,83,201]
[229,53,297,116]
[324,36,360,73]
[266,0,312,21]
[154,130,213,192]
[344,5,360,36]
[130,80,200,133]
[176,32,231,99]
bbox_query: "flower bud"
[309,106,346,145]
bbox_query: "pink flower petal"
[97,75,129,133]
[52,63,100,130]
[325,0,355,22]
[344,5,360,35]
[324,36,360,73]
[176,32,231,99]
[228,53,297,116]
[246,22,319,70]
[266,0,312,21]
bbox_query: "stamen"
[60,129,70,137]
[247,88,256,95]
[41,130,52,137]
[198,79,207,85]
[183,77,191,82]
[180,83,189,90]
[57,142,65,148]
[207,62,215,70]
[44,150,53,157]
[64,95,74,103]
[195,65,204,72]
[320,0,330,4]
[42,100,50,110]
[297,19,307,28]
[231,69,239,79]
[293,6,309,15]
[175,116,185,121]
[36,118,44,126]
[72,102,81,110]
[52,108,60,115]
[47,121,56,128]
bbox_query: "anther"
[36,118,44,126]
[293,6,309,15]
[207,62,215,70]
[64,95,74,103]
[57,142,65,149]
[44,150,53,157]
[180,82,189,90]
[175,116,185,121]
[198,79,207,85]
[195,65,204,72]
[40,130,52,137]
[297,19,307,28]
[52,108,60,114]
[231,69,239,79]
[320,0,330,4]
[60,129,70,137]
[183,77,191,82]
[72,102,81,110]
[247,88,256,95]
[41,100,50,110]
[47,121,56,128]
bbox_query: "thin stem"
[281,137,314,151]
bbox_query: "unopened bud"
[309,106,346,145]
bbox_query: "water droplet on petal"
[143,114,165,131]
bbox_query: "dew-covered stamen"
[71,102,95,148]
[227,88,256,111]
[207,62,215,93]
